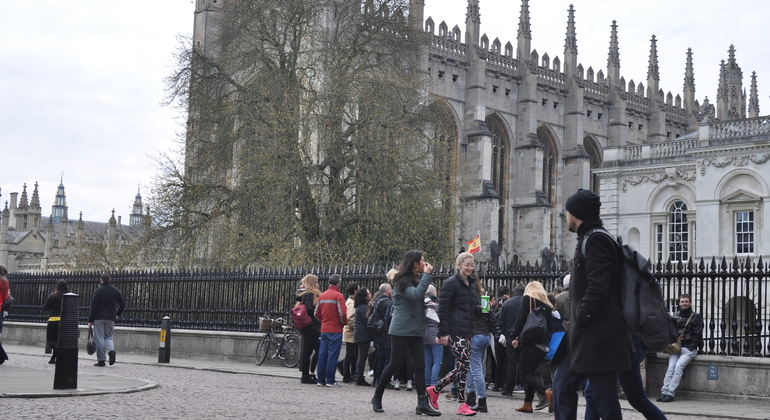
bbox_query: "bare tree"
[151,0,456,267]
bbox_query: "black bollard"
[158,316,171,363]
[54,293,79,390]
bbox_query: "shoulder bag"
[519,297,548,343]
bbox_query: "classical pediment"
[720,189,762,203]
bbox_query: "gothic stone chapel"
[192,0,770,267]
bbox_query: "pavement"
[1,344,769,419]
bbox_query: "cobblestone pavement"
[1,353,753,420]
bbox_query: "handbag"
[519,297,548,343]
[661,312,694,355]
[86,326,97,355]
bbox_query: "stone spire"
[647,35,660,97]
[749,71,759,118]
[563,4,578,76]
[466,0,481,47]
[408,0,425,32]
[683,48,698,128]
[30,182,41,210]
[717,45,744,120]
[19,183,29,209]
[684,48,695,91]
[607,20,620,86]
[516,0,531,61]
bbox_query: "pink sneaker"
[426,386,440,410]
[457,403,477,416]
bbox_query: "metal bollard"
[53,293,79,390]
[158,316,171,363]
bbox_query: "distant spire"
[30,182,41,210]
[466,0,481,46]
[516,0,532,62]
[749,71,759,118]
[684,48,695,90]
[728,44,736,65]
[517,0,531,41]
[563,5,578,75]
[647,35,659,82]
[564,5,577,56]
[607,20,620,85]
[19,183,29,208]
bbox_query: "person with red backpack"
[296,274,322,384]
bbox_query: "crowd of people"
[0,188,704,420]
[290,189,704,419]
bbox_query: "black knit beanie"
[565,188,601,221]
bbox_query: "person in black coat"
[426,252,480,416]
[87,273,126,367]
[498,282,525,395]
[296,274,322,384]
[510,281,554,413]
[353,287,373,386]
[552,189,632,420]
[43,280,68,364]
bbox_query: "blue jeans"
[424,344,443,386]
[466,334,490,398]
[93,320,115,362]
[661,347,697,397]
[317,332,342,385]
[585,343,667,420]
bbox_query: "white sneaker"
[406,380,413,391]
[394,379,401,390]
[368,369,374,377]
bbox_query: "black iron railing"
[7,256,770,357]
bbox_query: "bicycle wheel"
[281,336,301,368]
[255,336,272,366]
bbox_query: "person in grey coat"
[371,250,439,416]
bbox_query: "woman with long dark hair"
[510,281,554,413]
[296,274,322,384]
[371,250,439,416]
[44,280,69,364]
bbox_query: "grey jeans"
[93,319,115,362]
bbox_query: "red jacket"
[314,285,347,333]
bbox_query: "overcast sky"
[1,0,767,224]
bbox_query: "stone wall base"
[646,352,770,402]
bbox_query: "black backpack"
[366,298,390,337]
[582,229,678,352]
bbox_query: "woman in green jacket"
[372,250,440,416]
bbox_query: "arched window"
[486,115,509,247]
[538,127,557,205]
[583,136,602,194]
[426,101,457,210]
[669,201,689,262]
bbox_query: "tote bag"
[519,297,548,343]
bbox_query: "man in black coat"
[87,273,126,367]
[497,282,525,395]
[552,189,632,419]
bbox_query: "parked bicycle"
[255,317,301,368]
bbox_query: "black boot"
[465,391,477,409]
[372,392,384,413]
[356,376,371,386]
[416,394,441,416]
[472,397,488,413]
